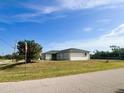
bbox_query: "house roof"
[44,48,90,54]
[60,48,90,53]
[44,50,60,54]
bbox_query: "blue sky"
[0,0,124,54]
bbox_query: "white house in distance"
[42,48,90,61]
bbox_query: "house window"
[85,53,87,56]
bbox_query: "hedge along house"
[42,48,90,61]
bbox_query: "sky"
[0,0,124,54]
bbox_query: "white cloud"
[83,27,93,32]
[12,0,124,23]
[14,5,60,19]
[58,0,109,9]
[19,0,124,17]
[25,4,60,14]
[57,0,124,10]
[42,6,60,14]
[6,0,124,23]
[13,4,62,23]
[102,24,124,38]
[47,23,124,52]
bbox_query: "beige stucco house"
[42,48,90,61]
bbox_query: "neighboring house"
[42,48,90,61]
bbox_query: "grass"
[0,60,124,82]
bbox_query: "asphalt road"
[0,68,124,93]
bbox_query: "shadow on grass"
[115,89,124,93]
[0,62,25,70]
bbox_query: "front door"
[52,54,57,60]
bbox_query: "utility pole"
[25,42,27,77]
[12,42,17,62]
[25,42,27,63]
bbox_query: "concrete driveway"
[0,68,124,93]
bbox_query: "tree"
[17,40,42,63]
[91,46,124,60]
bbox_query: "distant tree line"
[0,54,13,59]
[91,46,124,60]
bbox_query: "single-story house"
[42,48,90,61]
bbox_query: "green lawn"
[0,60,124,82]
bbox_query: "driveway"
[0,68,124,93]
